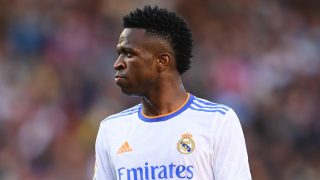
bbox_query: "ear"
[157,53,172,72]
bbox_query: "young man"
[94,6,251,180]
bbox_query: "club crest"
[177,133,195,154]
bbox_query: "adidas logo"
[117,141,132,154]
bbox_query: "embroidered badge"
[177,133,195,154]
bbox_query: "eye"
[124,51,133,58]
[117,49,134,58]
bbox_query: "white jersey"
[94,94,251,180]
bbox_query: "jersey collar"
[138,93,194,122]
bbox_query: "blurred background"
[0,0,320,179]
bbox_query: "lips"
[115,74,126,79]
[115,73,126,84]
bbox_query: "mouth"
[115,74,126,79]
[114,73,126,82]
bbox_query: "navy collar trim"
[138,94,194,122]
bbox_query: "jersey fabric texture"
[94,94,251,180]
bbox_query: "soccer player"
[94,6,251,180]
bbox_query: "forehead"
[117,28,148,48]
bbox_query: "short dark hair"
[123,6,193,74]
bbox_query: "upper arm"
[212,109,252,180]
[94,122,115,180]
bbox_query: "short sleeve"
[94,122,115,180]
[212,109,252,180]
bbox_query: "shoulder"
[190,96,243,133]
[101,104,141,125]
[189,95,231,116]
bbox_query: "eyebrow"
[116,45,135,54]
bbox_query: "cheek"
[134,66,157,84]
[128,55,157,82]
[142,61,157,76]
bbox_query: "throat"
[141,93,189,117]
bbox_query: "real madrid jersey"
[94,94,251,180]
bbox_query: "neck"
[141,77,188,117]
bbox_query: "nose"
[114,55,126,70]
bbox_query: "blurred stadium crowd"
[0,0,320,179]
